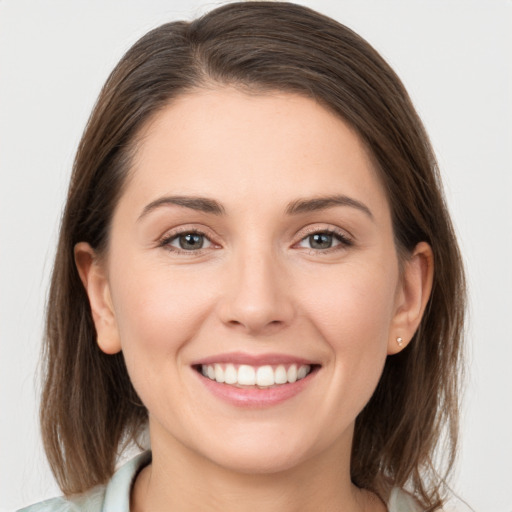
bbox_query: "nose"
[217,248,295,336]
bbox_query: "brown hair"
[41,2,465,509]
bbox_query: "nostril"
[225,319,286,336]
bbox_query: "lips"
[192,352,319,407]
[193,352,316,367]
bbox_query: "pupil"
[310,233,332,249]
[180,233,203,250]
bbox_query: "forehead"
[124,88,389,217]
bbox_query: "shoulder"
[16,485,106,512]
[388,487,424,512]
[387,487,473,512]
[17,451,151,512]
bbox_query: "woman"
[19,2,465,511]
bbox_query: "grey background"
[1,1,511,510]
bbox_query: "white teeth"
[256,365,275,387]
[214,364,224,383]
[287,364,297,383]
[200,362,312,387]
[224,364,237,384]
[297,365,308,380]
[275,365,287,384]
[238,365,256,385]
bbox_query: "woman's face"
[82,88,423,474]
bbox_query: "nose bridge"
[219,238,294,334]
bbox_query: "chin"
[186,422,336,476]
[207,444,313,475]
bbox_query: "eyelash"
[296,227,353,254]
[158,228,216,256]
[158,226,353,255]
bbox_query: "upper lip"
[191,352,319,367]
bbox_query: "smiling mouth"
[194,363,318,388]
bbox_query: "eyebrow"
[138,196,225,221]
[285,195,374,219]
[138,193,373,221]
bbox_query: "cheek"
[298,260,398,398]
[108,259,215,363]
[302,262,397,342]
[107,260,220,420]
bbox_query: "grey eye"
[170,233,212,251]
[297,231,351,251]
[308,233,333,249]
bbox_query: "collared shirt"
[18,451,421,511]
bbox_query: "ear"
[74,242,122,354]
[388,241,434,355]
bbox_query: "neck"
[131,423,387,512]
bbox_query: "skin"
[76,88,433,512]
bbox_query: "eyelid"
[293,224,354,252]
[156,223,353,255]
[168,232,213,250]
[295,224,353,242]
[157,225,221,254]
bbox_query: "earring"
[396,337,404,347]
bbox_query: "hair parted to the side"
[41,2,465,509]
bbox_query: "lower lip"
[196,369,317,408]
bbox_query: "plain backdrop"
[1,1,511,511]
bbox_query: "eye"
[297,230,352,251]
[163,231,213,252]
